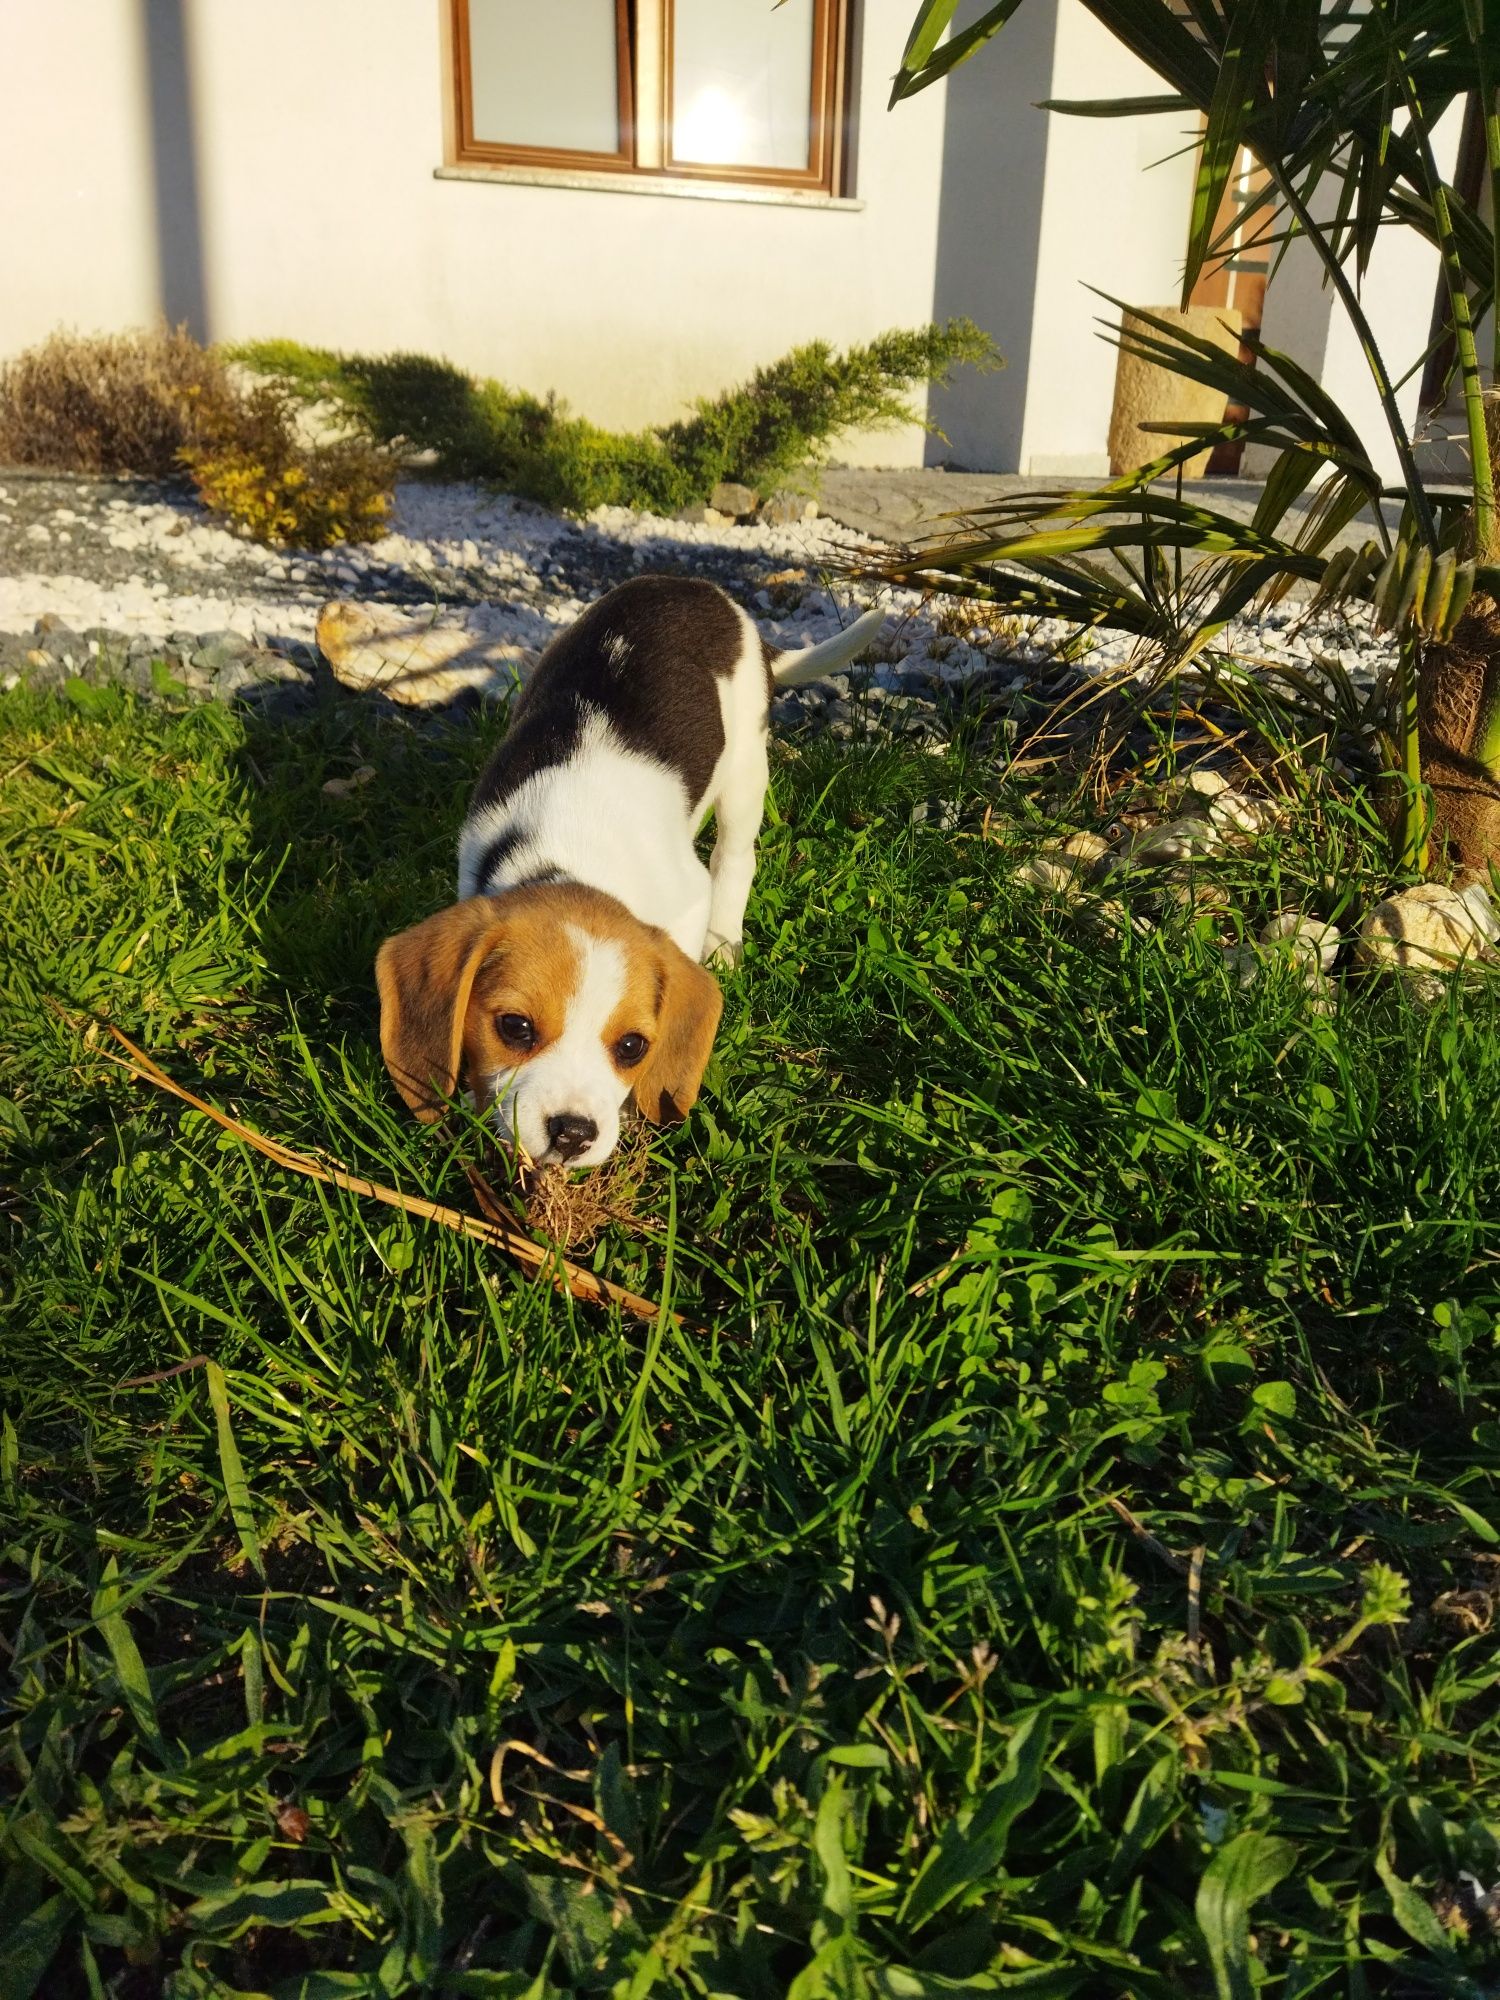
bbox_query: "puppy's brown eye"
[498,1013,536,1052]
[615,1032,648,1067]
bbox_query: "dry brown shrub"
[0,323,232,477]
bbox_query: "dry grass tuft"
[0,323,232,477]
[525,1148,647,1251]
[522,1167,621,1251]
[470,1131,651,1252]
[931,595,1022,654]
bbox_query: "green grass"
[227,323,995,516]
[4,672,1500,1997]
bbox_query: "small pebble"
[1356,883,1498,991]
[322,765,377,798]
[1260,912,1341,971]
[1014,854,1086,897]
[1122,818,1221,866]
[1060,831,1111,865]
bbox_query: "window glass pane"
[467,0,620,154]
[672,0,815,170]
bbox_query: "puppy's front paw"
[703,933,744,970]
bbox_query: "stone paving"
[815,467,1387,549]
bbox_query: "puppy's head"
[375,883,722,1168]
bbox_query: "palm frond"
[1185,0,1275,294]
[1093,295,1387,507]
[854,482,1337,670]
[889,0,1026,104]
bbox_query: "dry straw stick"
[95,1021,672,1325]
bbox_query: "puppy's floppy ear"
[375,899,508,1120]
[632,939,723,1125]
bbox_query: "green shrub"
[0,316,993,531]
[0,324,233,478]
[179,381,394,549]
[229,319,996,513]
[664,321,998,497]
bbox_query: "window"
[450,1,849,194]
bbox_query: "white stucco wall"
[1248,102,1466,490]
[0,0,1201,475]
[921,0,1197,475]
[0,3,163,336]
[0,0,952,467]
[1014,5,1199,475]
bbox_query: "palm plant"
[877,0,1500,871]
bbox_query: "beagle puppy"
[376,575,883,1167]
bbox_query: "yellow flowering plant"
[180,382,393,550]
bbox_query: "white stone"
[1058,830,1120,883]
[1260,912,1341,971]
[1456,879,1500,947]
[1224,939,1336,1013]
[1122,817,1221,866]
[1185,768,1230,798]
[1079,895,1136,937]
[1158,870,1231,917]
[1208,789,1280,841]
[1013,854,1084,897]
[322,765,377,798]
[315,599,535,706]
[0,472,1409,732]
[1060,830,1111,865]
[1355,882,1498,986]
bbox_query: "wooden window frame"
[661,0,840,192]
[448,0,848,195]
[451,0,636,175]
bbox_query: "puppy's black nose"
[546,1113,598,1160]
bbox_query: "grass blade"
[91,1555,166,1762]
[1195,1832,1297,2000]
[205,1360,264,1581]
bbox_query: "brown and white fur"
[376,575,883,1167]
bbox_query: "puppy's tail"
[770,605,886,689]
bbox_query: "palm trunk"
[1396,627,1431,871]
[1394,65,1500,872]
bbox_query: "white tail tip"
[771,604,887,689]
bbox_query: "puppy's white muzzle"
[487,1068,625,1170]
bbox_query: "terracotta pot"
[1107,306,1244,480]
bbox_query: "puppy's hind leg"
[703,728,769,968]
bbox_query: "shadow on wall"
[925,0,1058,473]
[140,0,208,338]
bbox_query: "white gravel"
[0,474,1398,700]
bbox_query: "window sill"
[434,163,864,210]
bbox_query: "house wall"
[924,0,1060,473]
[0,4,164,336]
[1014,5,1199,476]
[0,0,1202,476]
[1247,101,1467,491]
[916,0,1199,476]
